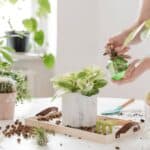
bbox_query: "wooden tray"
[25,116,143,144]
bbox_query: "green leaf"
[0,49,13,63]
[112,71,126,81]
[34,30,44,46]
[9,0,17,4]
[37,0,51,17]
[94,79,107,88]
[23,18,37,32]
[2,46,15,52]
[123,22,145,47]
[42,53,55,69]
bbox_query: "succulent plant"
[0,77,16,93]
[0,70,30,102]
[95,120,114,135]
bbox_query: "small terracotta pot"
[0,93,16,120]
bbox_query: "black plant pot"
[6,31,30,53]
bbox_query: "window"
[0,0,32,34]
[0,0,57,55]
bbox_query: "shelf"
[13,52,42,61]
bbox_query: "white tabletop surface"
[0,97,150,150]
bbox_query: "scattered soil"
[17,138,21,144]
[55,120,61,125]
[115,146,120,150]
[140,119,145,123]
[2,120,33,139]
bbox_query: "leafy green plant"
[0,77,16,93]
[0,38,14,67]
[107,56,128,81]
[0,70,30,102]
[52,66,107,98]
[95,120,114,135]
[34,127,48,146]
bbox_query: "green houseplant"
[0,76,16,120]
[52,66,107,127]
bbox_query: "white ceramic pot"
[0,92,16,120]
[62,93,97,127]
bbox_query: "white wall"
[57,0,100,72]
[57,0,150,99]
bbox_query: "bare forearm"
[143,57,150,70]
[138,0,150,23]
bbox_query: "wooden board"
[25,116,143,144]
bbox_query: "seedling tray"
[25,115,143,144]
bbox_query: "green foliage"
[42,53,55,69]
[0,70,30,102]
[37,0,51,17]
[0,39,14,66]
[107,56,128,81]
[8,0,17,4]
[0,77,16,93]
[52,66,107,97]
[34,30,44,46]
[95,120,114,135]
[23,18,37,32]
[34,127,48,146]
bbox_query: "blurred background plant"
[0,0,55,69]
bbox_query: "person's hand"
[106,31,130,55]
[105,22,142,56]
[113,58,150,84]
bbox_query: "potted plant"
[0,70,30,103]
[52,66,107,127]
[6,30,30,53]
[0,77,16,120]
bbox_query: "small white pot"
[62,93,97,127]
[0,92,16,120]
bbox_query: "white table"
[0,97,150,150]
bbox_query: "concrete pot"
[0,93,16,120]
[62,93,97,127]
